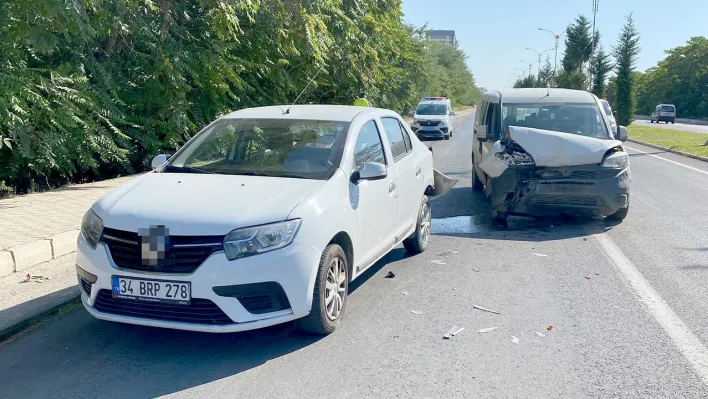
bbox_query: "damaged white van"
[471,89,631,225]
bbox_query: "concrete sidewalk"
[0,175,136,339]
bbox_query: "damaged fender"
[478,141,508,178]
[428,169,457,199]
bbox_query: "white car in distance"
[76,105,435,335]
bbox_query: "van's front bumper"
[490,165,631,217]
[75,236,321,333]
[411,123,449,138]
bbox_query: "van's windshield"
[502,103,611,139]
[416,104,447,115]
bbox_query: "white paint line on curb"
[594,232,708,385]
[625,146,708,176]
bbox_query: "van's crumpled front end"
[479,127,631,218]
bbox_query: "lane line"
[594,233,708,385]
[625,146,708,176]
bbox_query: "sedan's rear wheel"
[299,244,348,335]
[403,196,431,254]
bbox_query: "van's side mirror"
[151,154,169,169]
[618,126,628,142]
[613,111,618,118]
[449,111,456,116]
[476,124,488,142]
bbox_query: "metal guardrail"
[635,115,708,126]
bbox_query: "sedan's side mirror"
[151,154,169,169]
[449,111,456,116]
[618,126,628,142]
[351,162,387,184]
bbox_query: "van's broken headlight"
[495,151,535,166]
[601,151,628,169]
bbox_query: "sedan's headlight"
[601,151,628,169]
[80,209,103,249]
[224,219,301,260]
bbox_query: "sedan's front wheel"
[403,196,431,254]
[299,244,348,335]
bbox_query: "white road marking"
[594,233,708,385]
[625,146,708,176]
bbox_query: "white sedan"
[76,105,436,335]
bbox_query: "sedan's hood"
[509,126,622,167]
[94,173,324,235]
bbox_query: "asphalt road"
[633,119,708,134]
[2,118,708,398]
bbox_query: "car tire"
[472,159,484,192]
[298,244,348,335]
[403,196,431,254]
[444,134,450,140]
[671,120,675,124]
[650,120,654,123]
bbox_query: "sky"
[401,0,708,89]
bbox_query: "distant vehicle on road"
[411,97,456,140]
[471,88,631,225]
[600,99,618,135]
[651,104,676,124]
[76,105,437,335]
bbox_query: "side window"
[485,102,501,138]
[398,121,413,152]
[475,101,488,129]
[381,117,407,160]
[353,120,386,170]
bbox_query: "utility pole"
[519,60,538,87]
[526,48,555,84]
[590,0,599,90]
[538,28,565,80]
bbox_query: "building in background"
[426,30,457,47]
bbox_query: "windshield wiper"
[163,165,214,174]
[235,171,310,179]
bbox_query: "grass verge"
[628,125,708,158]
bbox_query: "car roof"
[221,105,397,122]
[486,88,598,104]
[417,100,447,105]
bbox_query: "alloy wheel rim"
[420,203,431,244]
[325,257,347,321]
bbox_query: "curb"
[627,139,708,163]
[0,295,81,343]
[0,229,79,278]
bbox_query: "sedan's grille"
[80,278,93,296]
[419,120,441,126]
[528,195,601,207]
[94,289,234,325]
[101,228,224,274]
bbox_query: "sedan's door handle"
[389,182,397,193]
[416,167,421,176]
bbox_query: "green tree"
[513,75,537,88]
[538,56,554,87]
[591,46,613,98]
[613,14,641,126]
[556,69,588,90]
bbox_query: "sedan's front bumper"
[76,236,322,333]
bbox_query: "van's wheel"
[403,196,431,254]
[298,244,348,335]
[650,120,654,123]
[444,134,450,140]
[671,120,675,124]
[472,160,484,192]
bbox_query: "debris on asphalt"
[536,331,546,338]
[472,268,480,272]
[401,291,411,295]
[583,238,588,241]
[511,336,520,344]
[430,259,447,265]
[443,326,465,339]
[385,271,396,278]
[478,327,498,333]
[473,304,501,315]
[410,310,422,315]
[585,275,592,280]
[547,325,553,331]
[436,250,459,257]
[23,273,51,283]
[532,253,548,257]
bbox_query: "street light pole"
[538,28,566,79]
[590,0,599,91]
[519,60,538,87]
[526,47,555,84]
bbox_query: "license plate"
[111,276,191,305]
[423,128,437,132]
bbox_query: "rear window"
[661,105,675,112]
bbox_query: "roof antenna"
[285,66,324,114]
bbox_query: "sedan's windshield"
[416,104,447,115]
[167,119,349,180]
[502,103,610,139]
